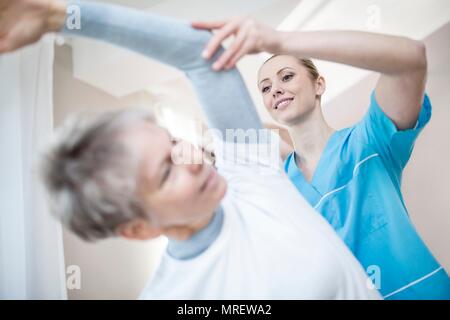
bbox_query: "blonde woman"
[192,17,450,299]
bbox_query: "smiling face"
[122,122,227,236]
[258,55,325,126]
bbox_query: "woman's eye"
[162,164,172,184]
[262,86,270,93]
[282,74,293,81]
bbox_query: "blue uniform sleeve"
[356,90,432,172]
[61,1,262,137]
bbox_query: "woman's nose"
[272,85,284,98]
[186,145,204,174]
[172,140,204,173]
[186,162,203,174]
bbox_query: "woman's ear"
[315,75,326,97]
[116,219,162,240]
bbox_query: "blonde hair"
[263,55,320,81]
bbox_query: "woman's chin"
[216,176,228,199]
[274,112,300,126]
[275,107,311,126]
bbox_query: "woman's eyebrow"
[151,132,173,190]
[156,149,175,189]
[259,67,295,86]
[144,153,165,192]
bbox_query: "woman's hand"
[0,0,66,53]
[191,17,280,70]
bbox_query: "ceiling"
[61,0,450,122]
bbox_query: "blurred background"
[1,0,449,299]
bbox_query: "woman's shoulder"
[328,125,379,163]
[329,125,360,151]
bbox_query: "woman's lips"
[274,98,293,110]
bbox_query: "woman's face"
[123,122,227,233]
[258,55,322,126]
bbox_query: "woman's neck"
[164,210,216,241]
[288,103,335,174]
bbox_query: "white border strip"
[352,153,379,176]
[313,153,379,210]
[383,267,443,299]
[313,185,346,210]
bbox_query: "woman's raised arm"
[194,18,427,130]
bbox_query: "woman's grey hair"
[40,108,156,242]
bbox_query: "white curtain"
[0,35,67,299]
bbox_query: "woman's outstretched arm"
[194,18,427,130]
[0,0,263,135]
[275,30,427,131]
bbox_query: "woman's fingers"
[192,17,270,70]
[0,27,26,54]
[0,0,64,53]
[191,20,226,30]
[201,18,242,60]
[0,38,9,53]
[212,27,249,70]
[225,42,253,70]
[0,28,23,53]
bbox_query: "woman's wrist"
[45,0,67,32]
[264,30,292,55]
[261,28,282,54]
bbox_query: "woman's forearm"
[275,30,426,75]
[59,1,262,134]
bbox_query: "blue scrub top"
[285,91,450,299]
